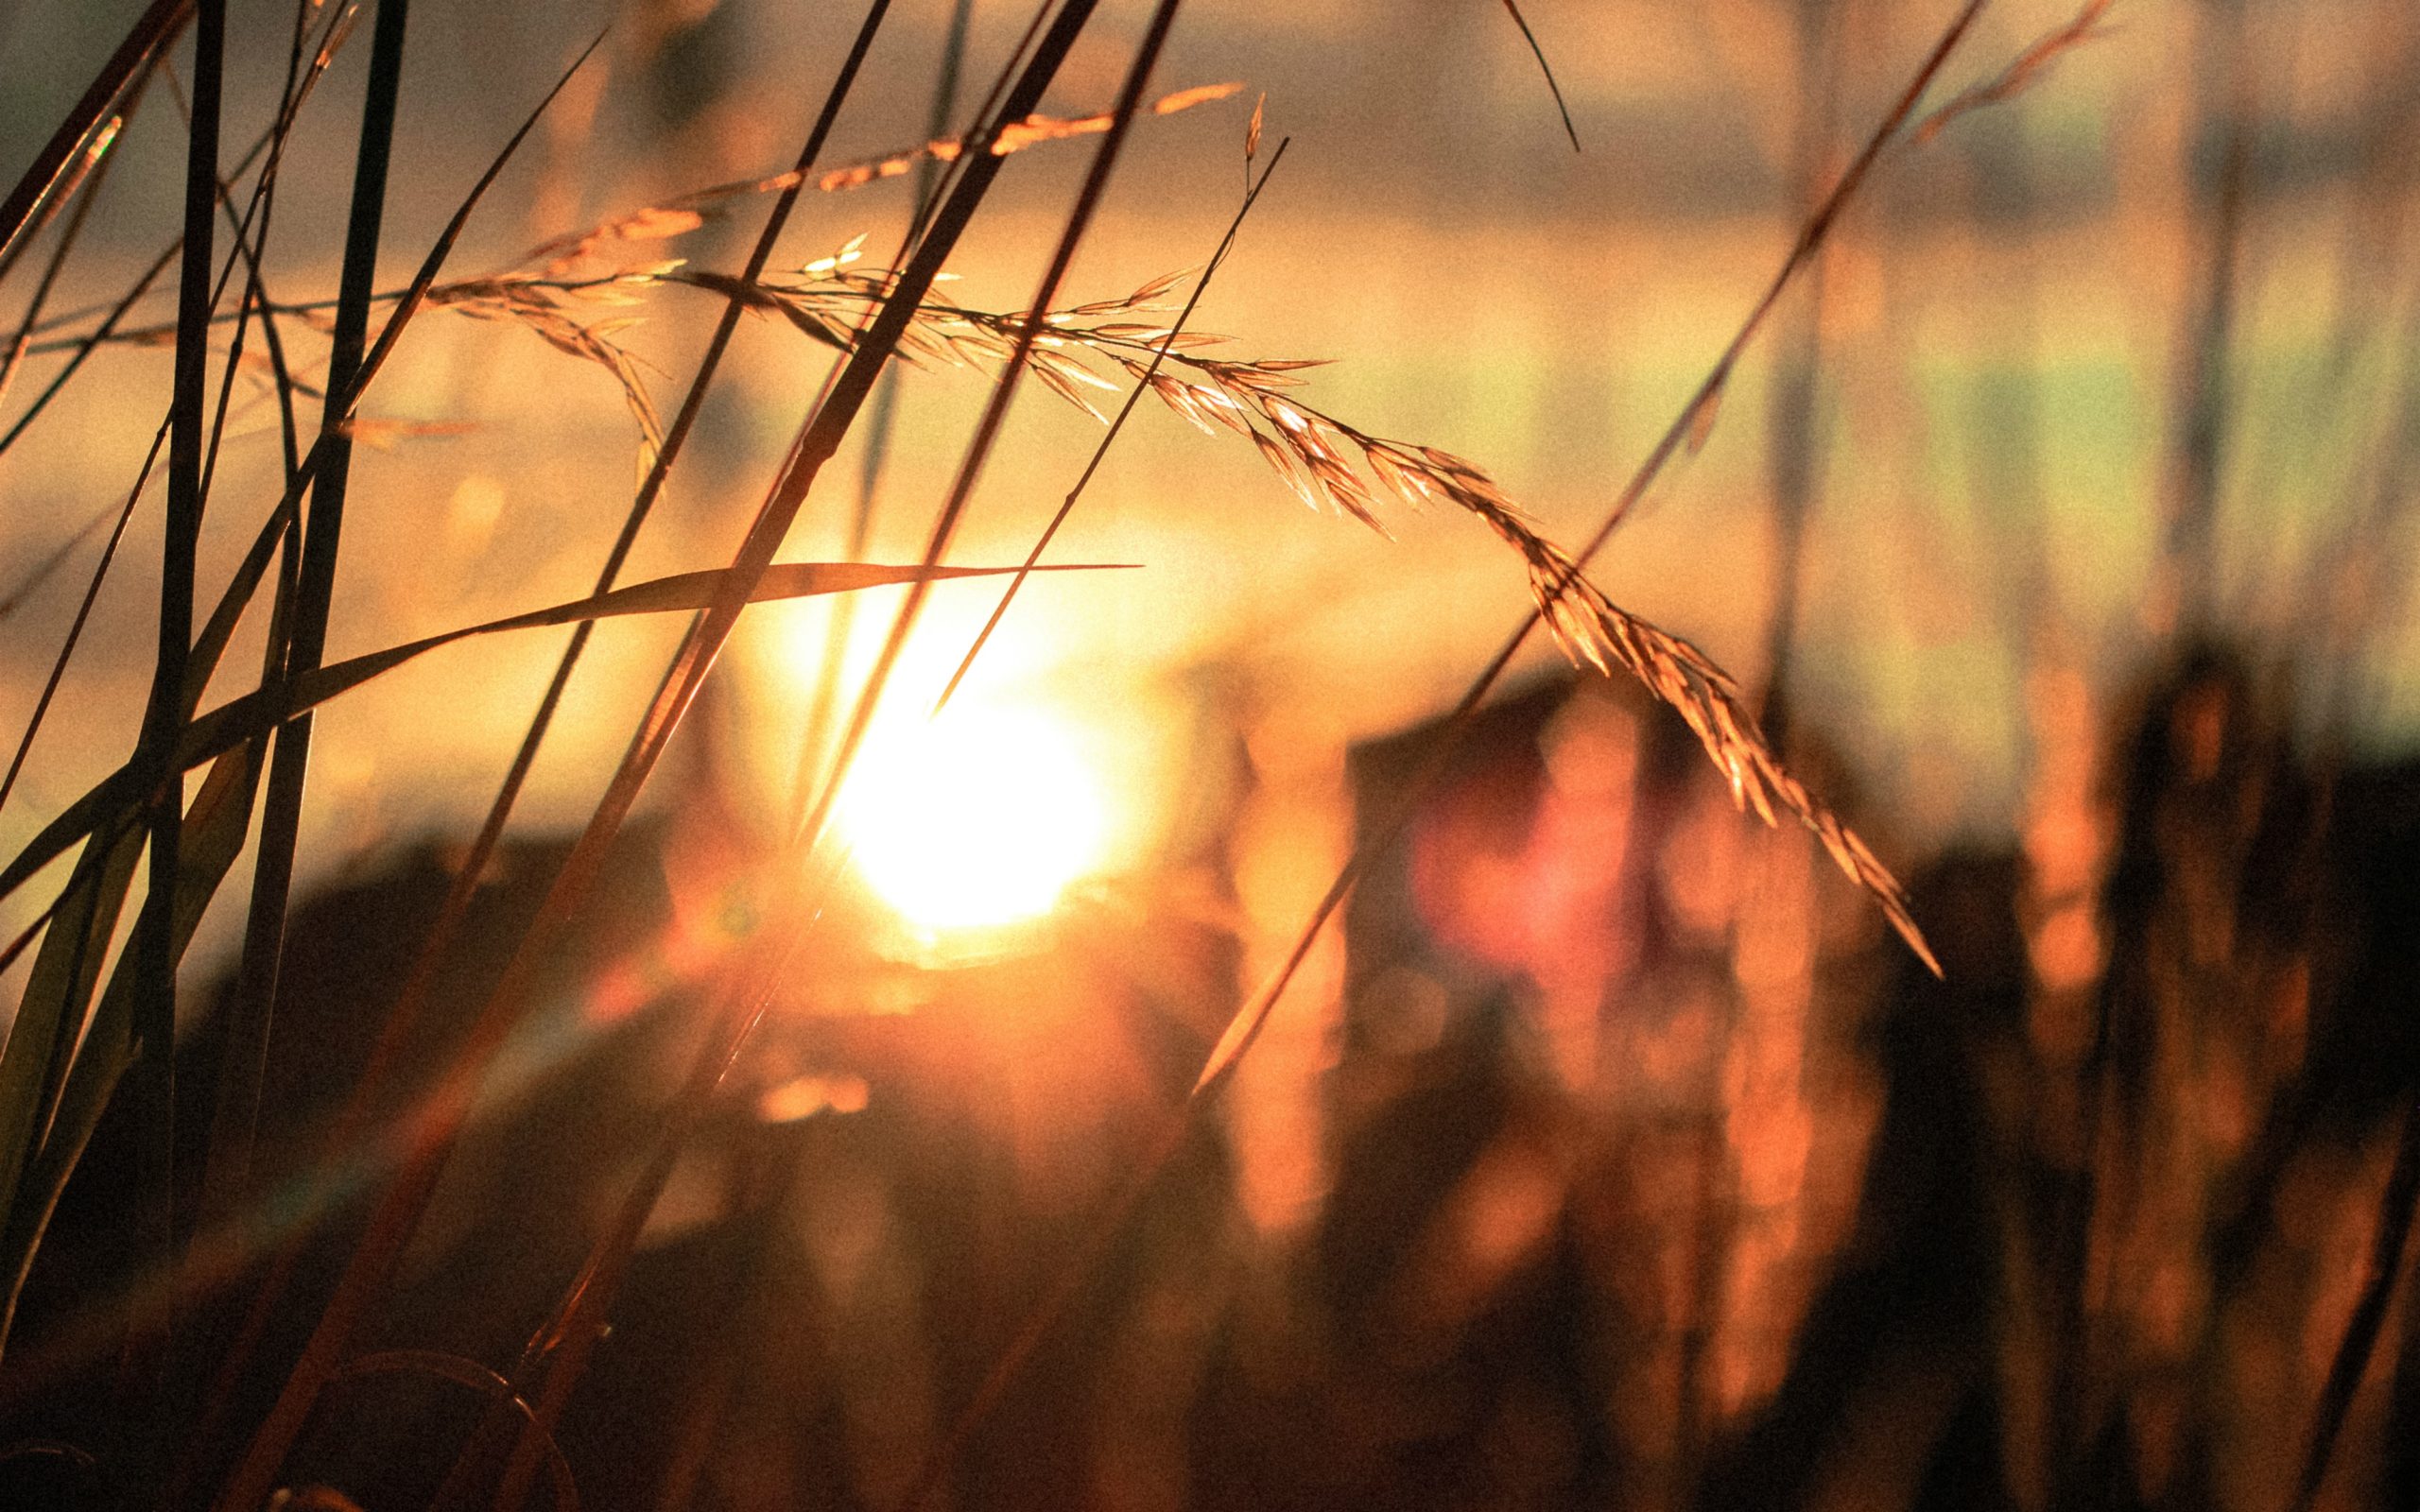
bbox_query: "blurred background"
[0,0,2417,1508]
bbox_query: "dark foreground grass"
[0,3,2413,1511]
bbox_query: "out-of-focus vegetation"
[0,2,2414,1510]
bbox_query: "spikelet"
[423,275,664,465]
[656,264,1937,969]
[251,232,1941,971]
[1525,546,1938,972]
[527,82,1245,266]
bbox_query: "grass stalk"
[788,0,1184,871]
[859,8,1990,1501]
[0,12,608,1485]
[207,0,411,1263]
[791,0,979,832]
[0,80,139,419]
[0,240,178,465]
[934,135,1290,716]
[1195,0,1987,1104]
[477,5,1199,1500]
[205,0,1166,1495]
[180,9,909,1471]
[315,0,902,1194]
[0,0,356,462]
[0,6,2256,1508]
[0,0,189,276]
[198,2,316,501]
[0,2,324,837]
[115,0,225,1484]
[327,8,1207,1503]
[0,425,167,821]
[1497,0,1580,152]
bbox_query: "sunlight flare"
[837,699,1112,933]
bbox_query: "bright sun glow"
[837,700,1112,933]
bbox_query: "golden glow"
[837,698,1112,933]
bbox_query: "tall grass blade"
[0,744,261,1359]
[223,6,1127,1503]
[108,0,225,1450]
[193,93,309,507]
[171,10,921,1457]
[876,10,1992,1502]
[0,560,1095,918]
[0,100,133,417]
[28,11,599,742]
[218,58,1098,1424]
[789,0,1182,871]
[0,0,355,462]
[3,16,606,927]
[0,242,178,465]
[212,0,412,1257]
[195,0,911,1482]
[0,823,144,1353]
[794,0,978,828]
[0,0,189,276]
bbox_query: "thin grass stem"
[0,93,137,419]
[0,0,354,463]
[0,424,167,821]
[861,9,1989,1503]
[790,0,981,833]
[115,0,224,1478]
[788,0,1184,875]
[934,135,1289,716]
[205,0,411,1297]
[0,0,189,278]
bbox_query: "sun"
[836,698,1112,934]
